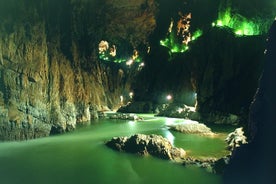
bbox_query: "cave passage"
[0,0,275,183]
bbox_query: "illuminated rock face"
[212,7,270,36]
[0,0,156,140]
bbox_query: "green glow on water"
[0,115,230,184]
[212,7,269,36]
[160,29,202,54]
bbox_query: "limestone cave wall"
[0,0,157,140]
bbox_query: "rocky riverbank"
[119,102,241,125]
[108,113,143,121]
[157,103,241,125]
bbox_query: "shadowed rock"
[223,19,276,184]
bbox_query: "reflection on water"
[128,120,136,127]
[162,128,175,145]
[0,114,232,184]
[164,117,175,125]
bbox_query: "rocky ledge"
[168,121,215,136]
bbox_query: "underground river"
[0,114,234,184]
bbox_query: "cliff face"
[0,0,157,140]
[192,29,265,115]
[223,19,276,184]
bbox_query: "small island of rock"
[168,121,215,136]
[105,134,186,162]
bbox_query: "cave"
[0,0,275,184]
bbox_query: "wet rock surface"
[168,121,215,136]
[105,133,225,173]
[105,134,186,162]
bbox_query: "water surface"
[0,114,233,184]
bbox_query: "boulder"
[105,134,186,162]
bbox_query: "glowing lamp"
[235,30,243,36]
[139,62,145,67]
[166,95,172,101]
[120,95,124,103]
[217,20,223,27]
[126,59,134,66]
[129,92,134,98]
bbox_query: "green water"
[0,114,233,184]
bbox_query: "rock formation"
[225,127,247,151]
[105,134,186,162]
[168,121,215,136]
[0,0,157,141]
[105,133,229,173]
